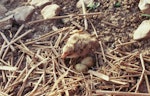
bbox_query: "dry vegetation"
[1,0,150,96]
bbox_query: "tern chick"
[61,31,98,58]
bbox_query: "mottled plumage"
[61,31,98,58]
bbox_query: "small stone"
[62,18,70,24]
[133,20,150,40]
[41,4,60,19]
[138,0,150,14]
[76,0,94,8]
[6,6,35,24]
[52,25,58,31]
[28,0,52,7]
[0,15,13,30]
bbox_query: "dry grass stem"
[29,73,44,96]
[99,41,107,62]
[95,90,150,96]
[25,27,73,45]
[88,70,109,81]
[13,24,25,39]
[5,29,34,48]
[51,69,69,92]
[27,12,102,25]
[0,92,9,96]
[0,32,15,51]
[0,42,6,58]
[101,20,119,28]
[135,54,146,92]
[81,0,88,30]
[116,40,137,47]
[0,66,17,71]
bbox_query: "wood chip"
[0,66,17,71]
[88,70,109,81]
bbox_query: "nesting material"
[61,30,98,58]
[6,6,35,24]
[76,0,94,8]
[41,4,60,19]
[133,20,150,40]
[138,0,150,14]
[0,26,150,95]
[28,0,52,7]
[0,15,13,30]
[0,66,17,71]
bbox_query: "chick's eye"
[72,36,78,40]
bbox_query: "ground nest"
[1,0,150,96]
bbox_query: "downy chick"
[61,31,98,58]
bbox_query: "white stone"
[41,4,60,19]
[138,0,150,14]
[76,0,94,8]
[6,6,35,24]
[133,20,150,40]
[28,0,52,7]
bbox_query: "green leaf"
[141,14,150,18]
[87,2,100,10]
[114,2,121,7]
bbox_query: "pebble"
[62,18,70,24]
[28,0,52,7]
[76,0,94,8]
[138,0,150,14]
[41,4,60,19]
[133,20,150,40]
[6,6,35,24]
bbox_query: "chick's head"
[61,44,74,58]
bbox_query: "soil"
[1,0,150,96]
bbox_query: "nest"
[0,21,150,96]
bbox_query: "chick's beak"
[61,52,68,59]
